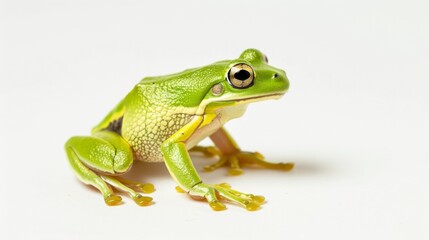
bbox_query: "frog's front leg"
[65,131,153,206]
[191,127,294,175]
[161,116,264,211]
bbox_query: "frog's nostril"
[273,73,279,78]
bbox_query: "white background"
[1,0,428,239]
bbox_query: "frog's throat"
[196,93,285,115]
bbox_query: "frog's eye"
[227,63,254,89]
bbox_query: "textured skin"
[67,131,133,173]
[124,108,193,162]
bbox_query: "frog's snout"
[275,70,286,78]
[272,70,287,81]
[273,70,289,91]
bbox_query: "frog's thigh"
[67,131,133,174]
[65,131,133,202]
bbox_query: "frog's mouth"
[197,92,286,115]
[231,92,285,104]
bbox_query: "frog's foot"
[177,182,265,211]
[114,176,155,194]
[190,146,220,158]
[102,176,154,206]
[192,146,294,176]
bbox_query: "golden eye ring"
[227,63,255,89]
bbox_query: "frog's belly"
[185,104,249,148]
[184,116,221,149]
[122,112,193,163]
[123,104,248,162]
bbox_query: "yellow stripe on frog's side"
[199,113,217,128]
[91,99,126,134]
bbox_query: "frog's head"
[197,48,289,114]
[141,49,289,115]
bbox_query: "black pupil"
[234,70,251,81]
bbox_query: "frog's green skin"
[65,49,293,211]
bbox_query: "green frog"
[65,49,293,211]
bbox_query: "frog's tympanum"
[65,49,293,211]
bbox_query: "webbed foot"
[177,183,265,211]
[191,146,294,175]
[102,176,154,206]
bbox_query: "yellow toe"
[104,195,122,206]
[138,183,155,193]
[228,168,244,176]
[245,202,261,211]
[133,195,153,206]
[175,186,186,193]
[281,163,294,171]
[209,201,227,211]
[251,195,266,204]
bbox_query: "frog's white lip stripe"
[223,92,286,103]
[197,92,286,115]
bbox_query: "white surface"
[1,0,428,239]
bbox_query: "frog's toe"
[201,146,220,157]
[237,152,294,171]
[253,158,294,171]
[227,156,244,176]
[228,167,244,176]
[190,146,221,157]
[189,183,265,211]
[132,195,153,206]
[230,197,264,211]
[175,186,186,193]
[135,183,155,194]
[201,150,294,175]
[251,195,266,204]
[209,201,227,211]
[203,156,244,175]
[101,176,155,206]
[244,201,261,211]
[203,157,227,172]
[277,162,295,171]
[114,177,156,193]
[104,194,122,206]
[213,184,266,211]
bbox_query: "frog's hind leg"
[65,131,152,206]
[65,142,122,206]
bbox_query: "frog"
[65,49,294,211]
